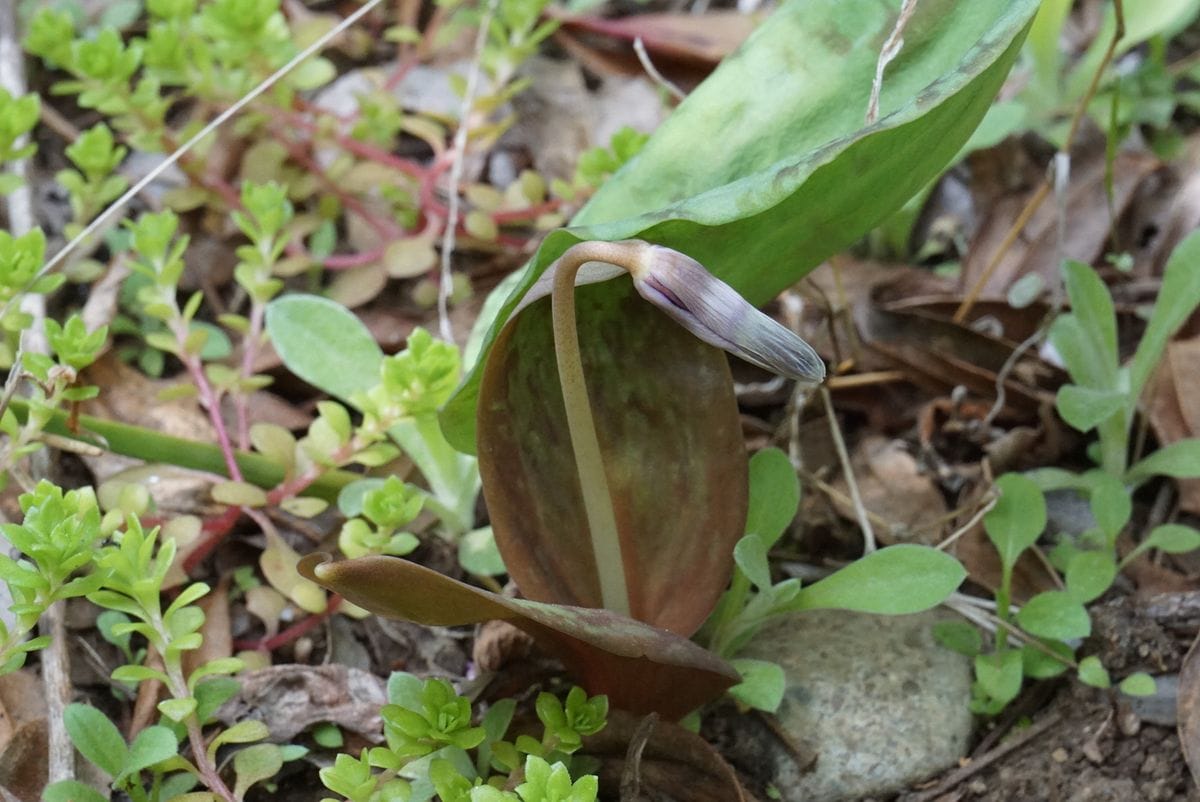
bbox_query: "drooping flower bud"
[627,244,826,384]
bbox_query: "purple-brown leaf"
[299,553,740,719]
[477,278,748,636]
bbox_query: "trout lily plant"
[301,239,964,718]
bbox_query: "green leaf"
[442,0,1042,450]
[195,678,241,723]
[1077,655,1111,688]
[264,295,383,402]
[975,649,1023,708]
[797,544,965,613]
[312,722,344,748]
[732,535,771,591]
[158,696,197,722]
[112,664,170,685]
[337,479,386,518]
[43,781,110,802]
[1142,524,1200,554]
[932,620,982,657]
[1118,672,1157,697]
[1127,439,1200,485]
[1021,640,1074,679]
[1065,551,1117,603]
[1089,473,1131,541]
[727,658,786,712]
[1015,591,1091,640]
[1056,385,1126,433]
[1053,260,1119,390]
[984,474,1046,570]
[458,526,507,576]
[64,703,128,777]
[210,719,270,756]
[124,725,177,778]
[233,743,285,799]
[745,448,799,549]
[1129,229,1200,401]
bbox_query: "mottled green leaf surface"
[443,0,1040,449]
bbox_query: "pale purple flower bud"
[629,245,826,384]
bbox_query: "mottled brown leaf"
[299,553,739,719]
[478,279,747,636]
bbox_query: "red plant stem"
[385,4,453,91]
[322,245,388,269]
[233,594,344,652]
[182,506,241,575]
[234,300,265,451]
[491,199,563,224]
[285,112,427,179]
[176,340,243,484]
[273,128,403,239]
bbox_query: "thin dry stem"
[866,0,919,124]
[633,37,685,102]
[820,385,876,553]
[438,0,501,343]
[935,493,998,552]
[0,0,73,782]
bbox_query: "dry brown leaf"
[182,574,233,680]
[548,10,762,67]
[1179,630,1200,786]
[830,436,948,545]
[859,276,1065,417]
[472,619,534,674]
[0,671,48,802]
[221,391,312,433]
[1147,337,1200,515]
[585,710,752,802]
[217,664,386,741]
[960,150,1165,296]
[82,353,214,442]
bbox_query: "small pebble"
[1116,705,1141,737]
[1052,748,1069,763]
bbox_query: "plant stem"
[6,398,357,501]
[550,240,653,617]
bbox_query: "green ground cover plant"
[940,230,1200,714]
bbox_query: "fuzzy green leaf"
[984,474,1046,570]
[797,544,965,613]
[42,781,109,802]
[1016,591,1091,640]
[745,447,799,549]
[1056,385,1126,433]
[1077,656,1111,688]
[1127,439,1200,485]
[64,703,128,777]
[1129,229,1200,401]
[727,658,785,712]
[264,295,382,402]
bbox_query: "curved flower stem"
[550,240,653,617]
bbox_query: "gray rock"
[734,608,974,801]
